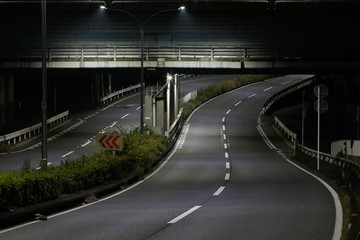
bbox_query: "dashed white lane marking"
[168,206,202,224]
[224,143,228,149]
[62,151,74,158]
[121,113,130,119]
[213,186,226,196]
[222,117,226,122]
[225,152,229,159]
[263,87,273,92]
[248,93,257,98]
[222,125,226,131]
[226,162,230,169]
[136,106,141,110]
[224,173,230,181]
[226,109,231,115]
[178,124,190,149]
[223,134,227,140]
[109,121,117,128]
[234,101,242,107]
[81,140,91,147]
[281,80,292,85]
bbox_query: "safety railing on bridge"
[13,45,278,62]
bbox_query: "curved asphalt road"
[0,74,234,172]
[0,75,340,240]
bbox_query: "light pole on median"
[101,4,185,135]
[41,0,48,171]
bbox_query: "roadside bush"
[0,127,170,210]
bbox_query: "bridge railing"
[13,45,278,62]
[0,110,69,145]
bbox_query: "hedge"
[0,127,169,210]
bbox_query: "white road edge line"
[168,205,202,224]
[257,123,343,240]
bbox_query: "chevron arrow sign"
[96,134,123,151]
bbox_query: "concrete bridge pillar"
[0,74,14,128]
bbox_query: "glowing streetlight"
[101,4,185,135]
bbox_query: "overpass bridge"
[1,0,360,129]
[1,0,360,73]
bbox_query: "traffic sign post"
[96,134,123,151]
[313,84,329,171]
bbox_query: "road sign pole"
[317,87,320,171]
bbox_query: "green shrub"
[0,127,170,210]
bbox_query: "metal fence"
[0,111,69,145]
[12,45,278,62]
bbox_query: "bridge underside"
[1,1,360,73]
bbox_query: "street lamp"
[101,4,185,135]
[41,0,48,171]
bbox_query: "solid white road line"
[213,186,226,196]
[168,206,202,224]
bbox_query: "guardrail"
[12,45,278,62]
[274,116,297,143]
[261,76,360,181]
[165,108,184,144]
[261,76,315,116]
[100,84,141,104]
[0,110,69,145]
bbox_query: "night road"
[0,75,341,240]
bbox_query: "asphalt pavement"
[0,75,340,240]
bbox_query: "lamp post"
[41,0,48,171]
[101,4,185,135]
